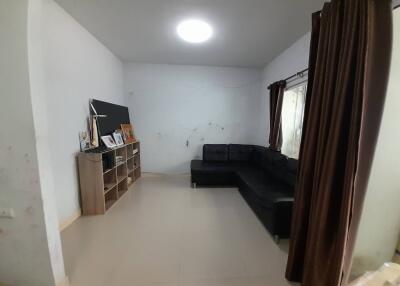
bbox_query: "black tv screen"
[90,99,130,136]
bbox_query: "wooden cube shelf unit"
[78,141,141,215]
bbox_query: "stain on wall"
[124,63,263,173]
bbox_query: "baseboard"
[0,276,69,286]
[59,209,81,232]
[57,276,70,286]
[142,172,190,177]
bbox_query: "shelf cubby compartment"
[116,162,127,182]
[126,144,134,158]
[133,155,141,169]
[115,146,127,166]
[127,170,135,186]
[129,142,140,158]
[117,178,128,198]
[105,186,118,211]
[103,169,117,193]
[134,166,141,180]
[127,157,134,172]
[102,150,116,173]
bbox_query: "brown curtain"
[269,80,286,151]
[286,1,393,286]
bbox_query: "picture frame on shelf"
[121,123,136,143]
[113,131,124,146]
[101,135,117,148]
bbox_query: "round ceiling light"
[176,19,213,44]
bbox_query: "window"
[281,83,307,159]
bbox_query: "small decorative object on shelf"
[89,102,107,148]
[90,116,99,148]
[78,141,141,215]
[79,131,90,151]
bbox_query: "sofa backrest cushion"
[250,146,267,168]
[203,144,229,162]
[201,144,298,188]
[254,148,297,187]
[263,149,288,181]
[229,144,254,162]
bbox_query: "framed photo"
[121,124,136,143]
[101,135,117,148]
[113,132,124,146]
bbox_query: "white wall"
[41,0,125,225]
[258,33,311,145]
[124,63,263,174]
[0,0,65,285]
[28,0,67,283]
[352,8,400,277]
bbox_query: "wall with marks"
[0,0,66,285]
[124,63,263,174]
[41,0,125,226]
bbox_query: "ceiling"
[55,0,324,68]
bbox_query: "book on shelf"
[115,156,124,165]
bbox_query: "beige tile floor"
[62,174,298,286]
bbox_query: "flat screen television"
[90,99,131,137]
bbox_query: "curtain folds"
[286,1,393,286]
[269,80,286,151]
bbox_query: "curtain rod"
[267,67,309,90]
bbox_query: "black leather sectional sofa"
[190,144,298,241]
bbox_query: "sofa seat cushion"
[237,168,293,208]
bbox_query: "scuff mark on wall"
[211,123,225,132]
[185,122,230,148]
[25,206,35,216]
[24,153,31,163]
[186,128,199,148]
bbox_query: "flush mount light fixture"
[176,19,213,44]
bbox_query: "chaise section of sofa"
[190,144,298,241]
